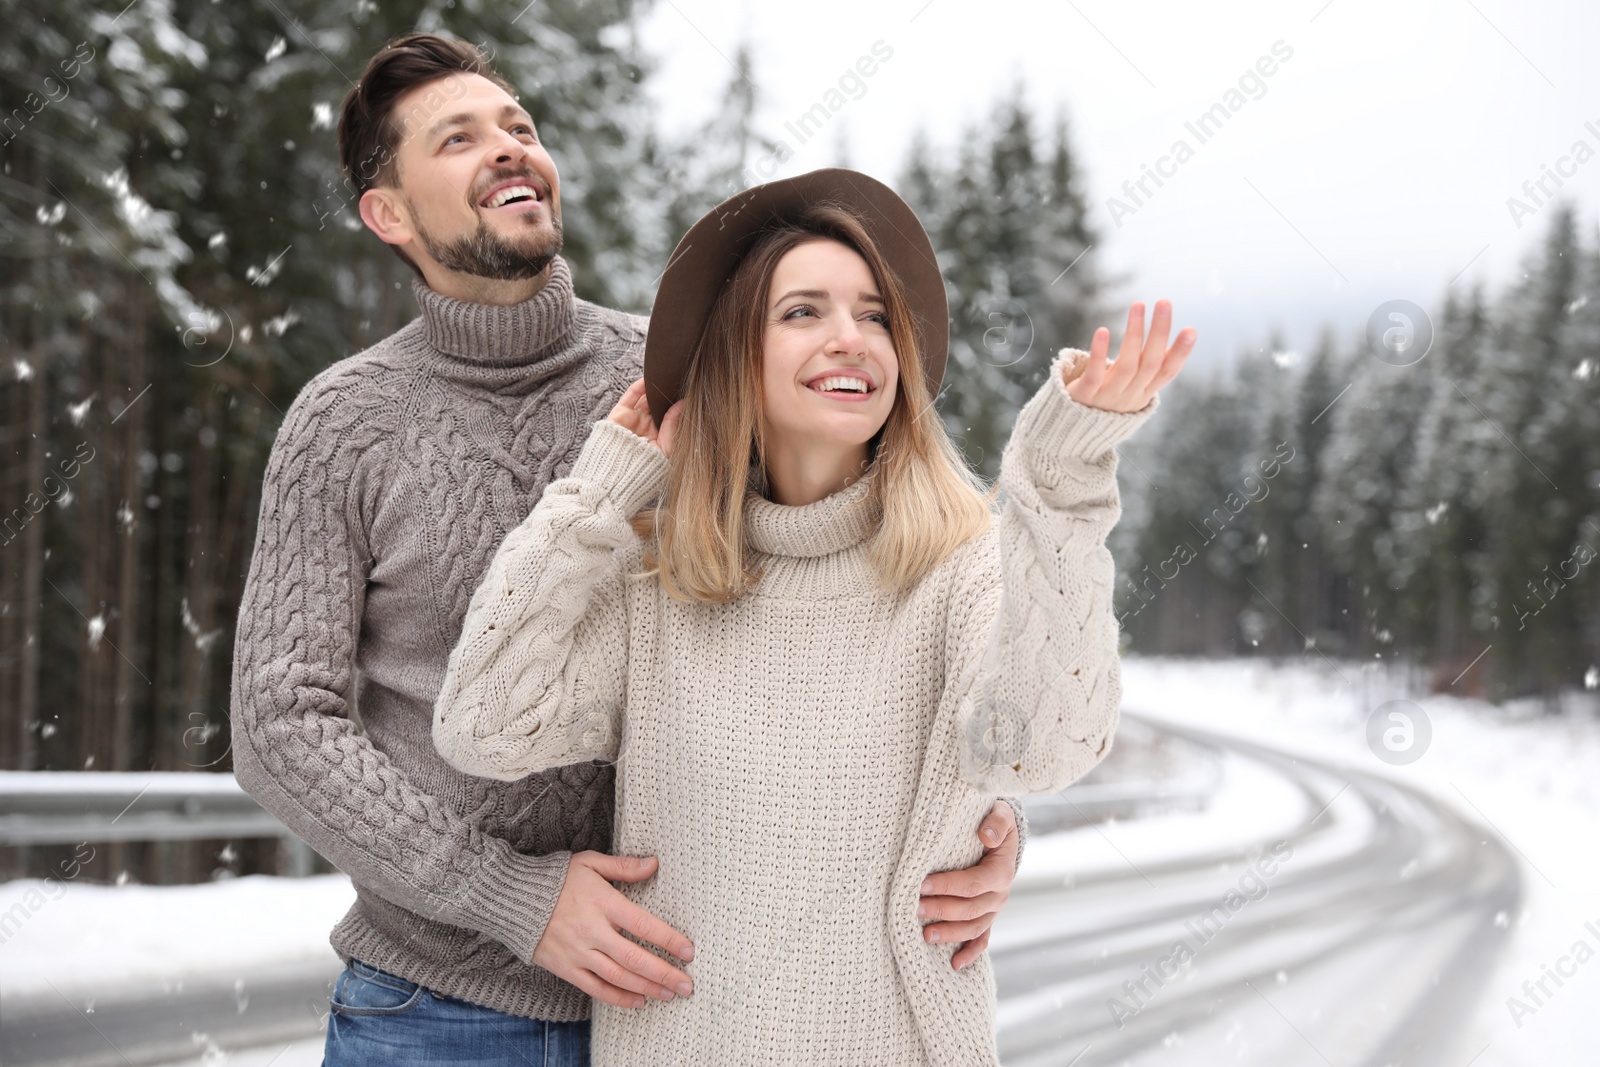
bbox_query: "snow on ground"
[1120,654,1600,1067]
[1004,739,1311,896]
[0,872,354,1001]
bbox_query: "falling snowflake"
[246,246,292,287]
[87,613,106,649]
[264,36,287,62]
[263,309,301,337]
[181,595,226,653]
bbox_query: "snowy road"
[993,712,1522,1066]
[3,710,1522,1067]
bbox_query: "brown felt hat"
[643,167,949,428]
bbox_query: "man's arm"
[228,373,576,966]
[229,375,693,1008]
[917,797,1024,970]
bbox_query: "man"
[229,31,1029,1066]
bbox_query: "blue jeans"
[323,957,590,1066]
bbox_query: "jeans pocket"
[330,959,427,1016]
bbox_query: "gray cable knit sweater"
[227,256,1028,1022]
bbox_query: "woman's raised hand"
[608,378,684,459]
[1066,300,1196,413]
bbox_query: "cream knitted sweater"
[434,348,1157,1065]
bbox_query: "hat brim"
[643,167,948,428]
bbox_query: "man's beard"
[412,203,564,281]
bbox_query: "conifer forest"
[2,1,1596,888]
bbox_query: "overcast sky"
[635,0,1599,375]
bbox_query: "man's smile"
[477,177,547,210]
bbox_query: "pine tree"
[1311,318,1439,661]
[1034,109,1111,378]
[1187,330,1355,662]
[648,41,781,282]
[1115,361,1254,654]
[1474,204,1586,701]
[1391,287,1496,687]
[900,86,1106,480]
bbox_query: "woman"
[432,168,1193,1065]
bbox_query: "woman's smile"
[804,370,878,402]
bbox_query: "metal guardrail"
[0,771,319,876]
[0,761,1220,879]
[1022,764,1222,834]
[3,960,341,1067]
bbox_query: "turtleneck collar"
[743,465,882,558]
[411,256,589,388]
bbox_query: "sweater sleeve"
[229,375,572,966]
[1001,795,1030,872]
[433,418,669,782]
[950,347,1159,796]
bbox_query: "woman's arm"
[953,300,1196,793]
[432,417,669,781]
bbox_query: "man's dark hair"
[337,32,518,273]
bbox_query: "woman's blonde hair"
[630,203,998,603]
